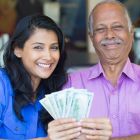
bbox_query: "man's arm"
[111,134,140,140]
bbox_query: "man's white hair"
[88,0,132,35]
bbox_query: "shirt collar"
[122,58,137,81]
[88,61,104,79]
[88,58,137,81]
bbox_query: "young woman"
[0,14,67,139]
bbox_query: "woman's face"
[14,28,60,89]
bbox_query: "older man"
[47,0,140,140]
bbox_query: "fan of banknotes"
[40,87,94,120]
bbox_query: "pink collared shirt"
[64,59,140,137]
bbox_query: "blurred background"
[0,0,140,71]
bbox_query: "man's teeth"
[38,63,51,68]
[102,43,120,46]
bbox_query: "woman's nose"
[43,49,52,60]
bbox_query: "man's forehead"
[92,3,124,17]
[92,3,127,24]
[90,3,131,31]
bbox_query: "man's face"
[90,3,134,64]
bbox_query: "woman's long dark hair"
[3,14,67,129]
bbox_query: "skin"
[89,3,134,86]
[14,28,60,92]
[47,118,81,140]
[80,118,112,140]
[13,28,60,140]
[47,2,140,140]
[47,117,112,140]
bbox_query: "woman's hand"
[47,118,81,140]
[81,118,112,140]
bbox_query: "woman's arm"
[32,138,49,140]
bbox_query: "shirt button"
[14,127,19,131]
[112,114,118,119]
[112,91,117,94]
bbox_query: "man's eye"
[94,28,106,33]
[112,25,124,31]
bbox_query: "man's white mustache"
[100,38,123,46]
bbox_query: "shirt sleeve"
[0,77,7,134]
[0,77,6,106]
[63,71,85,89]
[62,74,71,89]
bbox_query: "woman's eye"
[51,46,59,51]
[33,46,43,50]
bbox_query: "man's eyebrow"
[112,22,123,24]
[94,24,106,28]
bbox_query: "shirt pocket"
[3,111,26,139]
[128,112,140,134]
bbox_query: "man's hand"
[80,118,112,140]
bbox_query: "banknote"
[40,87,94,120]
[67,91,93,120]
[40,96,57,119]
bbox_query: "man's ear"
[130,26,135,43]
[88,32,95,46]
[88,32,94,42]
[14,47,22,58]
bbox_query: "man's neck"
[101,59,127,86]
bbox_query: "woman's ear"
[14,47,22,58]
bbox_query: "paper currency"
[40,87,94,120]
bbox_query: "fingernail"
[77,122,81,126]
[77,127,81,131]
[77,132,81,136]
[80,119,84,122]
[72,118,76,121]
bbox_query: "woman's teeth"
[38,63,51,68]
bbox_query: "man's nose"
[105,28,116,39]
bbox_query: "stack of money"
[40,87,94,121]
